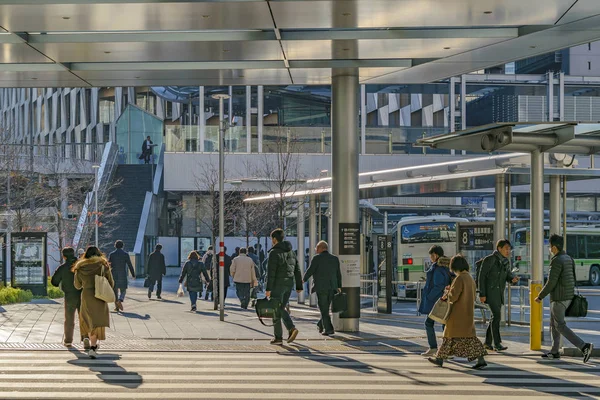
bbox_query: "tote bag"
[428,298,451,324]
[95,265,116,303]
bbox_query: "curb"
[562,346,600,357]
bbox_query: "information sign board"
[11,232,47,296]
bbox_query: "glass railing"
[165,125,452,155]
[0,143,106,164]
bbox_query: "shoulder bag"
[428,298,451,324]
[95,264,116,303]
[255,297,281,326]
[566,257,588,318]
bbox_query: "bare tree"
[249,127,305,231]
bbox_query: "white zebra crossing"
[0,350,597,399]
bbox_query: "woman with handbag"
[419,245,452,356]
[428,255,488,370]
[73,246,115,359]
[179,251,211,312]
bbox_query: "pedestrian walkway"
[0,350,597,399]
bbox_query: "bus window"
[567,235,578,258]
[515,231,527,246]
[578,235,587,258]
[400,222,457,244]
[586,235,600,258]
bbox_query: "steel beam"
[494,174,506,242]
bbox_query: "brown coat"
[443,271,477,338]
[73,256,115,333]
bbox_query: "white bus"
[513,226,600,286]
[391,216,469,283]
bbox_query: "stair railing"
[72,141,119,249]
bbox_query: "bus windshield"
[400,222,457,244]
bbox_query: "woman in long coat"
[428,255,487,370]
[73,246,114,359]
[179,251,210,312]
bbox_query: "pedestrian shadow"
[118,312,151,320]
[150,299,183,304]
[224,320,272,337]
[448,356,600,399]
[66,348,143,389]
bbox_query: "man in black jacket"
[51,247,82,347]
[265,229,303,345]
[535,234,593,362]
[303,241,342,336]
[108,240,136,312]
[478,239,519,351]
[147,244,166,300]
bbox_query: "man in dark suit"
[303,240,342,336]
[147,244,166,300]
[108,240,136,312]
[141,136,153,164]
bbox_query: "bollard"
[530,281,543,350]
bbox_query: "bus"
[513,226,600,286]
[391,216,469,284]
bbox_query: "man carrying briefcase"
[303,240,342,336]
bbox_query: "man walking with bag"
[108,240,136,312]
[303,241,342,336]
[265,229,303,345]
[478,239,519,351]
[230,248,258,309]
[147,244,166,300]
[535,234,594,362]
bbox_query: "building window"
[589,42,592,51]
[589,61,592,70]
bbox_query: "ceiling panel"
[31,41,284,63]
[283,37,510,60]
[270,0,574,29]
[290,67,409,84]
[76,69,292,86]
[556,0,600,25]
[0,2,273,32]
[0,70,87,87]
[0,43,52,63]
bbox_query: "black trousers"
[148,278,162,297]
[485,301,503,348]
[316,290,334,333]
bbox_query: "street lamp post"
[92,165,100,248]
[212,93,230,322]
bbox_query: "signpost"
[11,232,47,296]
[337,223,361,321]
[376,235,392,314]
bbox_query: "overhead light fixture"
[135,76,141,79]
[530,45,537,49]
[444,47,451,50]
[222,49,230,53]
[62,16,71,20]
[202,15,210,19]
[31,77,38,80]
[342,48,350,51]
[104,51,111,54]
[483,11,493,14]
[342,12,351,16]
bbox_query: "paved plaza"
[0,278,598,398]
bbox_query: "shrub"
[0,287,33,305]
[47,284,64,299]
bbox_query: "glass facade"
[116,104,164,164]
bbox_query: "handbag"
[428,298,452,324]
[332,292,347,313]
[566,258,588,317]
[95,265,116,303]
[143,277,151,288]
[255,297,281,326]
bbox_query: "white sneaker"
[88,348,97,359]
[421,348,437,356]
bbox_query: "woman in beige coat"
[428,255,487,370]
[73,246,114,359]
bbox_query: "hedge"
[0,286,33,305]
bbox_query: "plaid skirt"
[436,337,487,362]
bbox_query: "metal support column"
[309,196,318,307]
[213,93,229,322]
[449,76,457,155]
[246,86,251,153]
[331,69,360,332]
[460,75,467,155]
[360,84,366,155]
[558,72,565,121]
[550,176,561,237]
[547,72,554,122]
[562,176,568,248]
[257,85,264,153]
[507,178,512,240]
[383,212,388,235]
[297,200,306,304]
[199,86,205,152]
[530,150,544,350]
[495,174,506,242]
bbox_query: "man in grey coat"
[535,234,593,362]
[147,244,166,300]
[108,240,136,312]
[303,241,342,336]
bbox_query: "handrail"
[133,191,153,254]
[152,143,165,195]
